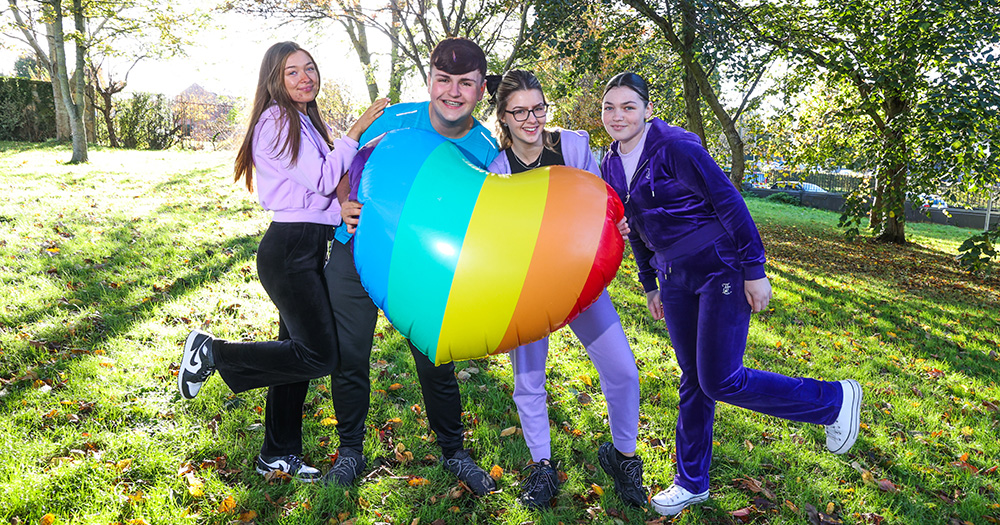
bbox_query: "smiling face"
[283,50,319,113]
[602,86,653,153]
[501,89,547,149]
[427,66,485,137]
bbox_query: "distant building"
[172,84,236,142]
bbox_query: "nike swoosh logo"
[188,338,202,369]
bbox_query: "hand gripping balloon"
[352,129,624,365]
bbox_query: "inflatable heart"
[353,129,624,365]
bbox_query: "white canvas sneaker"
[651,483,709,516]
[826,379,862,454]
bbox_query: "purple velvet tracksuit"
[488,129,640,463]
[601,118,844,494]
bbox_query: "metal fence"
[760,171,998,210]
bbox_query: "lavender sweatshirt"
[486,129,600,176]
[253,104,359,225]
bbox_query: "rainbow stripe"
[354,129,624,364]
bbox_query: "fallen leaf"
[592,483,604,496]
[499,426,517,437]
[877,479,898,492]
[320,417,338,426]
[185,472,204,497]
[389,383,403,391]
[731,507,754,523]
[861,469,876,484]
[489,465,503,480]
[407,477,430,486]
[40,514,56,525]
[579,375,593,387]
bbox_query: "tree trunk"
[869,169,884,231]
[680,0,706,144]
[97,90,119,147]
[624,0,745,189]
[874,95,908,244]
[388,0,404,103]
[51,0,88,163]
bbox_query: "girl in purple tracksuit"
[176,41,387,481]
[600,72,862,517]
[486,70,643,510]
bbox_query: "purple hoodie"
[487,129,600,176]
[601,118,766,293]
[252,104,359,225]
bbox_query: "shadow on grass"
[0,217,261,406]
[761,222,1000,379]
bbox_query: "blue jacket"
[601,118,766,292]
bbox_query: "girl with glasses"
[486,69,645,510]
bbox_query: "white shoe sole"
[651,489,709,516]
[178,330,209,399]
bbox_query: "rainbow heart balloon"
[353,129,624,365]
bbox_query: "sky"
[0,5,391,106]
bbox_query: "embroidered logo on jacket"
[722,283,732,295]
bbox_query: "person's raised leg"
[210,223,340,392]
[692,275,841,426]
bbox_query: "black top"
[506,139,565,174]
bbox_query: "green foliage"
[765,191,801,206]
[0,77,56,142]
[528,2,712,149]
[13,53,47,81]
[114,93,180,150]
[957,228,1000,275]
[745,0,1000,243]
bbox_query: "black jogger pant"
[324,239,465,456]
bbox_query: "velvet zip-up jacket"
[253,104,359,225]
[601,118,766,293]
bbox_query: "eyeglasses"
[505,104,549,122]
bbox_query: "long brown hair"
[492,69,559,152]
[234,42,333,192]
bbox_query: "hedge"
[0,77,56,142]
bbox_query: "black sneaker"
[178,330,216,399]
[519,459,560,509]
[441,449,496,496]
[322,447,366,486]
[255,454,322,482]
[597,442,646,507]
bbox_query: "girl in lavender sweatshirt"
[486,70,644,510]
[600,72,861,516]
[175,41,387,481]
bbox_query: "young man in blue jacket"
[321,37,499,496]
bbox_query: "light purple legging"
[509,289,640,462]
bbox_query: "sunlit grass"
[1,142,997,524]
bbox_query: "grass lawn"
[1,142,998,524]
